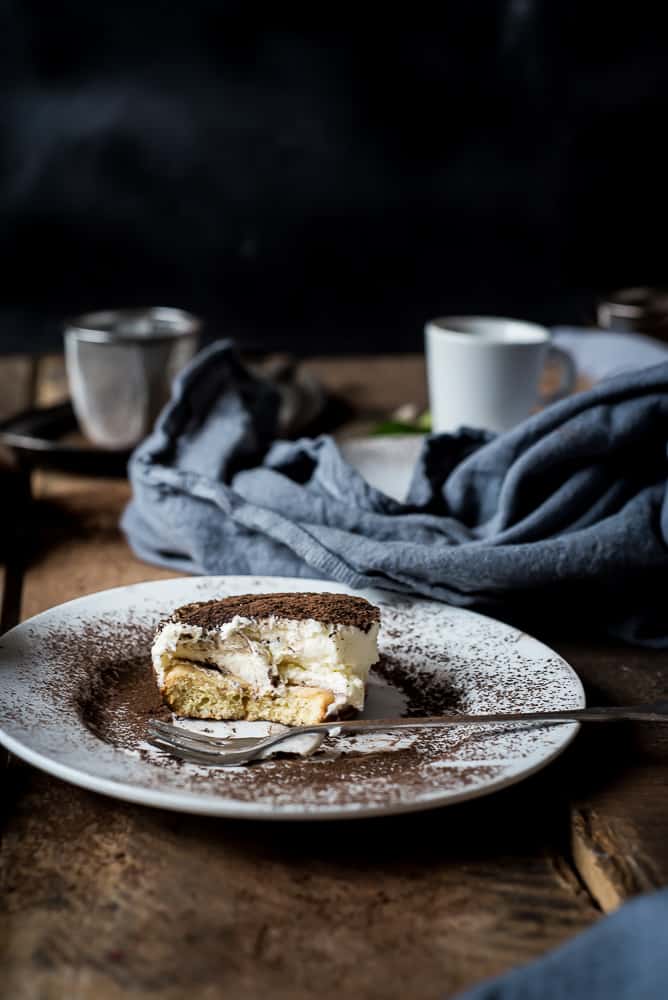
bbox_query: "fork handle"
[322,700,668,735]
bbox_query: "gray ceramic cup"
[65,307,200,449]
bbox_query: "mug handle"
[538,345,577,405]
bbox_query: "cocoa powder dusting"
[65,623,503,808]
[171,593,380,632]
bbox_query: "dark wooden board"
[0,355,36,631]
[1,749,598,999]
[554,640,668,911]
[0,356,36,423]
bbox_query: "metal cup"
[597,287,668,338]
[64,307,200,449]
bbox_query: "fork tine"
[147,728,235,757]
[147,735,251,767]
[147,730,261,758]
[148,719,231,747]
[147,720,328,766]
[148,719,268,750]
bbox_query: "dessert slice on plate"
[151,592,380,725]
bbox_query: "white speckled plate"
[0,576,584,820]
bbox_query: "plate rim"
[0,575,585,821]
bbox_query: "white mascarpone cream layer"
[151,614,379,713]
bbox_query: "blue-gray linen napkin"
[122,340,668,647]
[455,886,668,1000]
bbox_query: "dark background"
[1,3,668,354]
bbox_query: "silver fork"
[147,701,668,767]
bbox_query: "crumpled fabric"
[122,341,668,646]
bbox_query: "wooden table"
[1,354,667,1000]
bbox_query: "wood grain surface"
[0,356,35,632]
[1,354,667,999]
[0,355,36,423]
[558,641,668,911]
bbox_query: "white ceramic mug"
[425,316,576,434]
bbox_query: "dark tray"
[0,402,131,477]
[0,363,350,479]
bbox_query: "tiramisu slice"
[151,593,380,726]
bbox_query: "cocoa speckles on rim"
[170,593,380,632]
